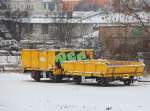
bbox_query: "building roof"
[3,12,149,26]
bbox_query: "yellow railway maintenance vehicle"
[21,49,145,86]
[21,49,94,82]
[63,59,145,86]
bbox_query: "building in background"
[1,0,101,49]
[2,0,63,45]
[63,0,110,11]
[99,26,150,59]
[8,0,62,15]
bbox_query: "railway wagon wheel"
[124,80,132,86]
[96,77,109,86]
[53,75,63,83]
[73,76,81,84]
[31,71,41,82]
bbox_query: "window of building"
[14,4,17,10]
[27,4,30,10]
[30,4,34,10]
[43,3,47,10]
[25,24,33,34]
[29,24,33,34]
[48,3,55,11]
[42,24,48,34]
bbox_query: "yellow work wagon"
[21,49,94,81]
[63,59,145,85]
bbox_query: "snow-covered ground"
[0,73,150,111]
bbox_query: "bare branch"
[120,0,150,36]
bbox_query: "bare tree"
[101,0,150,72]
[50,9,87,49]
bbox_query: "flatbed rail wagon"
[63,59,145,85]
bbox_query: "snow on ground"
[0,73,150,111]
